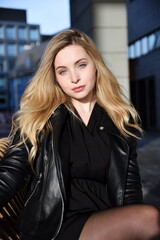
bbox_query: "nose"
[71,69,80,84]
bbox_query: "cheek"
[56,79,69,93]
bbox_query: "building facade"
[70,0,130,98]
[0,8,41,111]
[9,41,49,112]
[70,0,160,131]
[127,0,160,131]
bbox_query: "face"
[54,44,97,104]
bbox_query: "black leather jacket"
[0,104,143,240]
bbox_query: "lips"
[72,85,85,92]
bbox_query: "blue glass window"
[141,37,148,55]
[148,34,156,51]
[0,43,5,56]
[0,77,6,88]
[155,31,160,48]
[0,25,4,39]
[128,44,135,59]
[7,44,17,56]
[18,27,26,40]
[8,60,15,71]
[29,28,39,41]
[135,40,141,58]
[0,60,6,72]
[6,26,15,39]
[18,44,25,53]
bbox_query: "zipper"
[24,172,42,207]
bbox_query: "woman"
[0,29,160,240]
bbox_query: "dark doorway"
[130,77,156,130]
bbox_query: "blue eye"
[59,69,67,75]
[79,63,87,68]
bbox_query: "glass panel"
[0,43,5,56]
[148,34,156,51]
[7,44,17,56]
[18,44,25,53]
[0,94,6,104]
[29,28,39,40]
[155,31,160,48]
[18,27,26,40]
[0,60,5,72]
[135,40,141,58]
[8,60,15,71]
[0,77,5,88]
[0,25,4,39]
[128,44,135,59]
[6,26,15,39]
[141,37,148,55]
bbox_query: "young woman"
[0,29,160,240]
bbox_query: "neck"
[72,99,96,114]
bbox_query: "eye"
[58,69,67,75]
[78,63,87,68]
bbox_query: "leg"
[79,205,160,240]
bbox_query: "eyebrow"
[55,58,88,71]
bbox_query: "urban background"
[0,0,160,208]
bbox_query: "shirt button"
[99,126,104,130]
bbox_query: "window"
[148,34,156,51]
[18,27,26,40]
[135,40,141,58]
[8,60,15,71]
[0,43,5,56]
[0,25,4,39]
[0,77,6,88]
[141,37,148,55]
[0,94,6,104]
[7,44,17,57]
[0,60,6,72]
[18,44,25,53]
[155,31,160,48]
[29,27,39,41]
[128,44,135,59]
[129,28,160,59]
[6,26,16,40]
[25,56,31,67]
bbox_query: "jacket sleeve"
[0,132,31,208]
[124,137,143,204]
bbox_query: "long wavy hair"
[12,29,142,164]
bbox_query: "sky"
[0,0,70,35]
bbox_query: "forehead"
[54,44,91,66]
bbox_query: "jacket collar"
[50,103,122,139]
[96,105,122,137]
[49,104,69,147]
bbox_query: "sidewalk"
[137,131,160,209]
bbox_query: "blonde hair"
[12,29,142,165]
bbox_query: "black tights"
[79,205,160,240]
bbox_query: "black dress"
[55,103,112,240]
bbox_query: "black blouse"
[55,103,112,240]
[64,103,112,213]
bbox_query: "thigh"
[79,204,160,240]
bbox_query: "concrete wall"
[92,0,130,98]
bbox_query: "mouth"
[72,85,85,92]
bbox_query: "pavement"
[137,131,160,209]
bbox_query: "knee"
[142,205,159,222]
[141,205,160,238]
